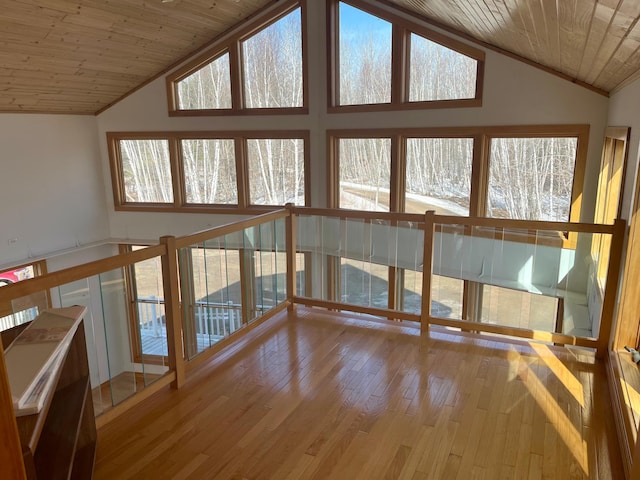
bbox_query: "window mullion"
[171,136,185,208]
[235,137,249,208]
[229,41,244,111]
[470,134,490,217]
[391,24,407,105]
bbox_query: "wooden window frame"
[327,0,485,113]
[328,125,589,223]
[120,245,168,365]
[166,0,309,117]
[592,127,630,292]
[108,130,311,214]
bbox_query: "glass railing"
[293,209,424,321]
[175,210,290,361]
[424,214,624,349]
[291,208,623,351]
[0,245,172,418]
[0,206,625,427]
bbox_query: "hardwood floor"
[94,307,623,479]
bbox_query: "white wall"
[96,0,610,240]
[0,114,109,266]
[607,77,640,221]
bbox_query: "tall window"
[182,139,237,205]
[242,9,303,109]
[337,138,391,211]
[338,2,392,105]
[592,127,629,286]
[487,137,578,222]
[247,138,305,206]
[330,0,484,111]
[167,1,306,115]
[405,137,473,215]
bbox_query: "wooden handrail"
[427,316,599,348]
[174,209,290,248]
[0,244,166,304]
[290,206,425,223]
[432,214,617,234]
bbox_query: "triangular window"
[167,2,306,115]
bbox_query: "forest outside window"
[167,0,307,115]
[247,138,306,206]
[405,137,473,215]
[182,139,237,205]
[329,0,484,111]
[108,131,309,212]
[486,137,579,222]
[329,125,588,224]
[337,138,391,211]
[119,139,174,204]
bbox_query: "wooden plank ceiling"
[2,0,640,114]
[0,0,271,114]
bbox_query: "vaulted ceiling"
[2,0,640,115]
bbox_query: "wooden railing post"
[285,204,297,309]
[597,218,627,358]
[420,211,436,337]
[160,236,185,389]
[0,343,27,479]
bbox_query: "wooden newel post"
[420,210,436,338]
[285,203,297,310]
[0,341,27,479]
[597,218,626,358]
[160,235,185,389]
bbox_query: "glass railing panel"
[131,251,166,354]
[432,224,466,318]
[431,222,610,340]
[243,224,262,324]
[180,238,243,359]
[54,278,109,416]
[130,252,169,387]
[340,217,389,309]
[98,268,143,407]
[296,214,335,301]
[396,220,424,315]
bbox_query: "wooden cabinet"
[1,308,96,480]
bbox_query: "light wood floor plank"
[94,308,624,480]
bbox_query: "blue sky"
[339,2,391,44]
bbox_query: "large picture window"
[247,138,306,206]
[108,131,310,212]
[329,125,589,221]
[487,137,578,222]
[337,138,391,211]
[338,2,392,106]
[329,0,484,111]
[405,137,473,215]
[167,0,307,115]
[182,139,237,205]
[119,139,173,204]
